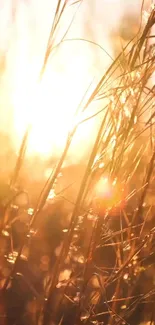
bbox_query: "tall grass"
[0,1,155,325]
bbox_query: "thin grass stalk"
[0,127,30,234]
[80,113,114,206]
[108,216,124,325]
[74,218,102,323]
[130,8,155,69]
[40,0,68,76]
[132,147,155,226]
[10,127,30,188]
[40,0,82,77]
[29,131,75,228]
[41,108,109,325]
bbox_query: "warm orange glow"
[93,176,125,213]
[0,0,152,164]
[0,0,126,161]
[11,57,98,158]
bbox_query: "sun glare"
[94,176,125,212]
[11,51,95,157]
[1,0,119,161]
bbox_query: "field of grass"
[0,1,154,324]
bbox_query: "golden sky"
[0,0,152,160]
